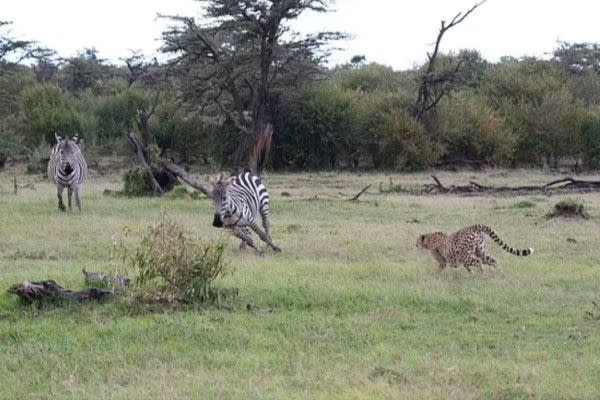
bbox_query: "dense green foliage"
[1,37,600,170]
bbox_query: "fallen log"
[424,176,600,195]
[8,280,115,303]
[164,163,212,198]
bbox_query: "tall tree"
[0,21,49,74]
[161,0,345,164]
[553,42,600,75]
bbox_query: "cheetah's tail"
[476,224,534,256]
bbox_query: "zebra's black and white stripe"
[211,125,280,252]
[47,134,88,212]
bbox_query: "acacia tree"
[0,21,49,74]
[161,0,345,164]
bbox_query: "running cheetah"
[416,224,533,272]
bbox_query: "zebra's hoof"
[272,246,282,252]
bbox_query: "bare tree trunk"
[125,131,165,196]
[412,1,486,124]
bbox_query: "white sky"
[3,0,600,70]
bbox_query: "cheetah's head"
[416,232,446,250]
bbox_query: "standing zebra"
[211,124,281,253]
[47,134,88,212]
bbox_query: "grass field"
[1,168,599,399]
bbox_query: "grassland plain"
[0,168,599,399]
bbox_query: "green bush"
[548,199,589,219]
[95,89,150,139]
[21,83,88,144]
[114,214,231,303]
[354,91,439,169]
[581,116,600,169]
[150,103,216,165]
[440,92,517,166]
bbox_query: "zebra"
[211,124,281,253]
[47,134,88,212]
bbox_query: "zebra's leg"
[249,221,281,252]
[259,207,273,241]
[73,184,82,212]
[231,226,260,252]
[57,185,66,212]
[67,186,73,211]
[237,227,252,250]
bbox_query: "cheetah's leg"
[464,254,484,273]
[475,245,499,268]
[432,249,447,271]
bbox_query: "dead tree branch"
[125,131,164,196]
[412,0,486,123]
[430,175,448,193]
[164,163,212,198]
[347,184,372,201]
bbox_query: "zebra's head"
[210,174,234,228]
[54,134,80,168]
[54,134,80,155]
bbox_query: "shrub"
[114,214,232,302]
[440,92,517,166]
[547,199,589,219]
[580,116,600,169]
[121,167,154,197]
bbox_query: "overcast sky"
[4,0,599,70]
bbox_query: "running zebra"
[211,124,281,252]
[47,134,88,212]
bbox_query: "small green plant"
[114,214,232,303]
[164,185,203,200]
[121,167,154,196]
[547,199,589,219]
[510,200,536,209]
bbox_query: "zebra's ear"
[55,133,62,143]
[72,135,79,143]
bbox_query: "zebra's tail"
[249,123,273,176]
[476,224,534,256]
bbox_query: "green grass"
[1,169,600,399]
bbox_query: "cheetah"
[416,224,533,272]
